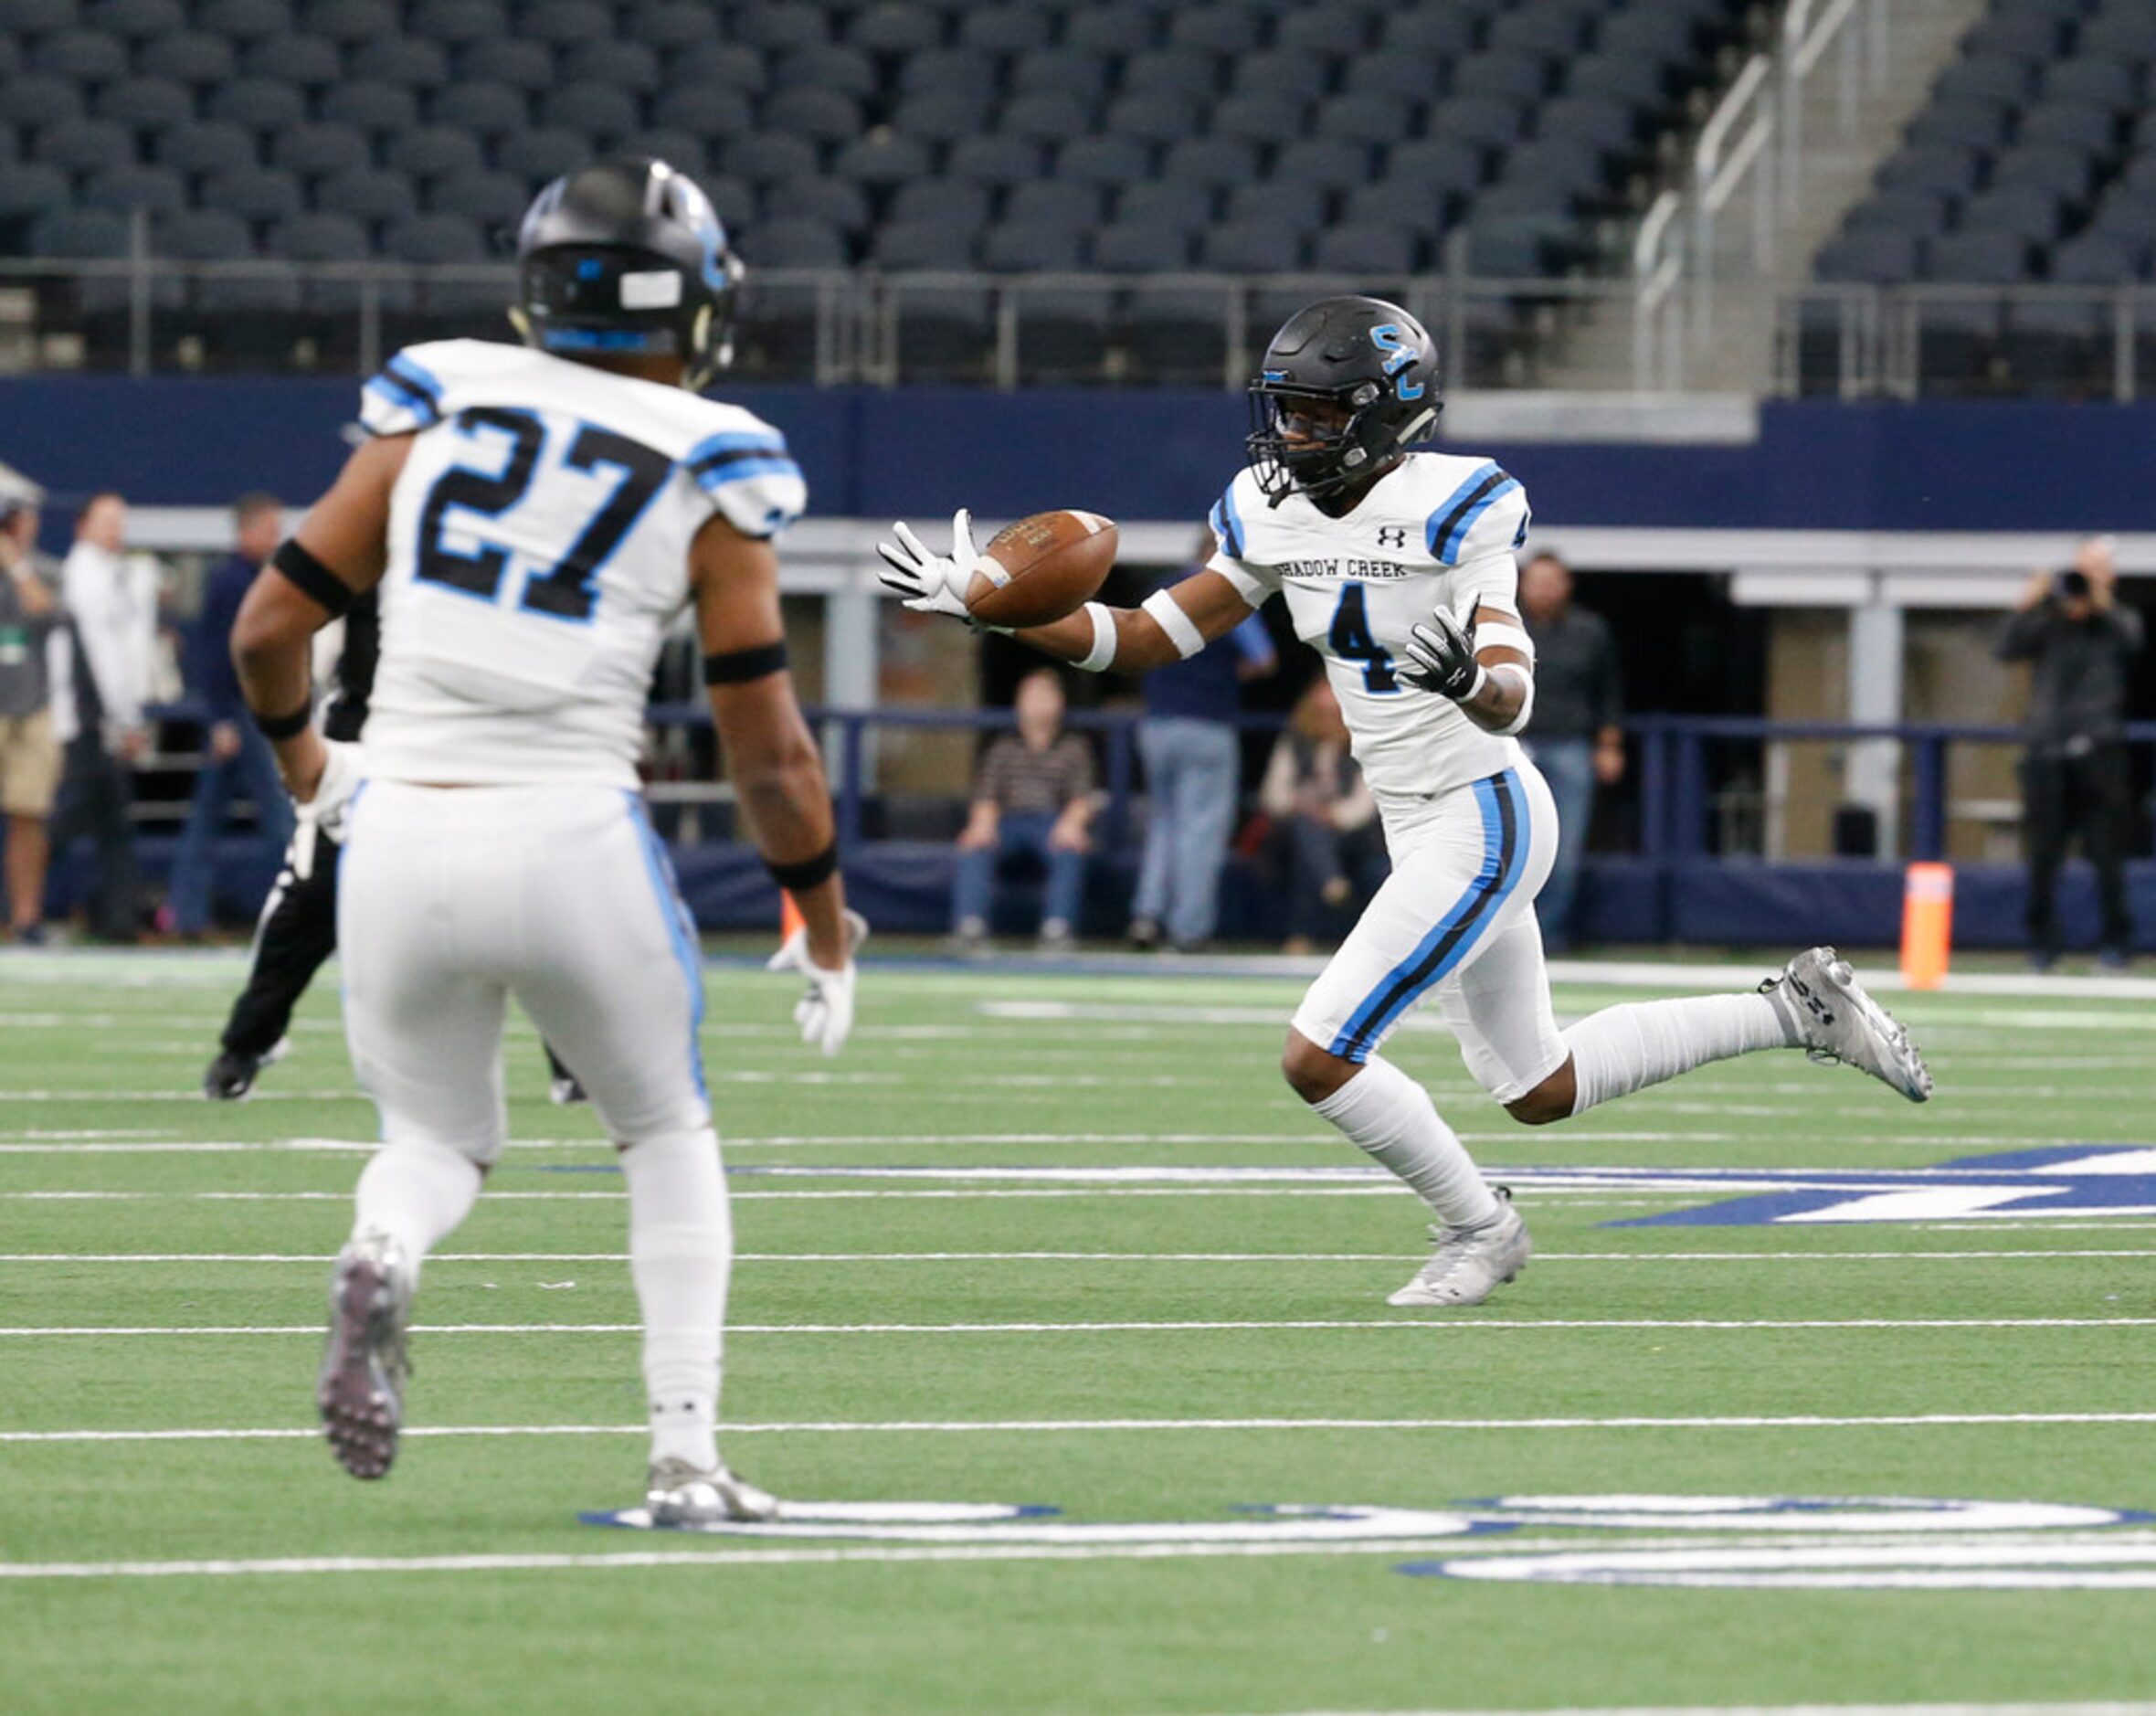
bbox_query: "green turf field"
[4,947,2155,1714]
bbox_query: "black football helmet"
[1245,296,1443,505]
[511,156,743,391]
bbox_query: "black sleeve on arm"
[703,641,790,684]
[271,539,356,618]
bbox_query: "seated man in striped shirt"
[951,667,1095,954]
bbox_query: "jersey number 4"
[1328,582,1399,694]
[416,407,671,623]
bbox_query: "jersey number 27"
[416,406,671,623]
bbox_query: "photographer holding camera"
[1997,535,2143,970]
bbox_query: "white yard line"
[8,1410,2156,1446]
[0,1188,1679,1203]
[1280,1706,2156,1716]
[5,1316,2153,1337]
[0,1248,2150,1266]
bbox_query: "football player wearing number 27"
[233,158,862,1523]
[881,296,1934,1309]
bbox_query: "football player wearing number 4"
[232,158,864,1520]
[880,296,1932,1309]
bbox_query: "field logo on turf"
[1401,1494,2156,1590]
[1606,1144,2156,1226]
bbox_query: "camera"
[2052,568,2092,600]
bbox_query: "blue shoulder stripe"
[695,454,802,490]
[689,428,788,470]
[384,353,444,408]
[365,371,440,425]
[1425,463,1519,562]
[1210,480,1246,559]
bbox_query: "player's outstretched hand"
[875,509,978,621]
[1399,606,1486,703]
[291,737,361,881]
[766,908,870,1056]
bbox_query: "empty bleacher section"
[1808,0,2156,396]
[0,0,1766,381]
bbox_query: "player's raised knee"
[1282,1029,1355,1105]
[1504,1061,1577,1126]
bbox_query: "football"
[966,509,1119,630]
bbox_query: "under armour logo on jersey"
[1374,524,1408,550]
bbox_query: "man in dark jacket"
[1996,536,2144,969]
[166,494,294,937]
[1519,551,1624,952]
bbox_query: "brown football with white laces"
[964,509,1118,630]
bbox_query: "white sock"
[352,1138,482,1283]
[621,1126,732,1472]
[1314,1055,1500,1229]
[1564,993,1795,1117]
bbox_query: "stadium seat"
[1102,93,1204,146]
[31,207,136,256]
[827,132,933,185]
[156,207,255,258]
[350,37,450,89]
[0,165,71,222]
[623,0,721,49]
[1009,48,1110,104]
[1988,144,2097,202]
[457,38,554,91]
[1270,138,1374,192]
[312,166,416,224]
[891,93,986,144]
[1874,143,1984,199]
[40,120,136,175]
[1160,135,1259,190]
[1426,95,1528,151]
[1488,4,1593,59]
[1459,211,1576,276]
[266,208,368,259]
[519,0,609,45]
[2078,10,2156,62]
[35,29,132,80]
[848,2,940,56]
[959,6,1054,54]
[5,74,90,130]
[1005,180,1106,228]
[300,0,395,43]
[899,47,995,97]
[651,84,755,137]
[95,78,195,131]
[1210,92,1298,146]
[1597,6,1705,65]
[407,0,505,41]
[1119,48,1221,99]
[2050,231,2146,283]
[202,164,307,220]
[492,126,587,183]
[1844,188,1952,238]
[1168,6,1263,57]
[999,91,1094,144]
[430,82,531,139]
[1231,48,1330,101]
[875,217,976,269]
[1313,221,1417,275]
[2041,58,2140,111]
[160,120,258,175]
[320,81,421,135]
[1384,137,1487,198]
[1957,188,2066,239]
[1202,218,1309,271]
[1379,6,1480,57]
[945,133,1047,188]
[771,44,877,99]
[701,174,751,229]
[239,32,340,84]
[1312,91,1414,148]
[661,41,763,93]
[271,122,370,177]
[1055,134,1153,190]
[540,82,640,141]
[1960,11,2066,63]
[889,179,992,232]
[1814,230,1922,284]
[1539,95,1641,157]
[81,164,186,213]
[730,2,829,52]
[386,125,485,183]
[2018,101,2119,153]
[1566,54,1671,111]
[144,31,238,85]
[1233,179,1325,231]
[1904,96,2014,152]
[761,87,861,146]
[561,39,663,92]
[1935,54,2036,108]
[0,0,79,29]
[1064,6,1157,57]
[614,129,710,178]
[1930,228,2032,280]
[1276,3,1380,56]
[747,214,848,266]
[196,0,291,37]
[1449,51,1553,108]
[981,220,1085,271]
[1093,219,1193,271]
[764,175,872,237]
[383,210,487,262]
[87,0,183,40]
[721,132,820,186]
[1116,181,1213,230]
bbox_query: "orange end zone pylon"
[1900,862,1954,990]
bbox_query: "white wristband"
[1140,588,1205,660]
[1074,601,1117,673]
[1488,662,1535,736]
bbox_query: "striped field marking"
[1,1248,2151,1265]
[5,1316,2156,1337]
[10,1410,2156,1445]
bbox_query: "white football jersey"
[1207,451,1533,808]
[356,339,806,788]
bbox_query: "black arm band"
[271,538,356,617]
[703,641,789,685]
[765,842,839,894]
[251,696,313,741]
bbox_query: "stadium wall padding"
[14,379,2156,532]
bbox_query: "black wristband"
[766,842,839,894]
[271,538,356,617]
[703,641,789,685]
[251,696,312,741]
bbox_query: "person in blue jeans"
[951,668,1095,952]
[1517,551,1623,953]
[166,493,295,937]
[1129,551,1276,952]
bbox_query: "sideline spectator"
[1128,539,1276,952]
[1518,550,1623,952]
[50,492,151,941]
[951,667,1094,953]
[1997,535,2144,970]
[164,494,295,937]
[0,473,62,943]
[1260,680,1378,955]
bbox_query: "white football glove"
[874,508,998,627]
[766,907,869,1057]
[291,737,361,882]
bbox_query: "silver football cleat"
[646,1457,781,1526]
[317,1231,414,1480]
[1763,945,1934,1103]
[1387,1196,1532,1308]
